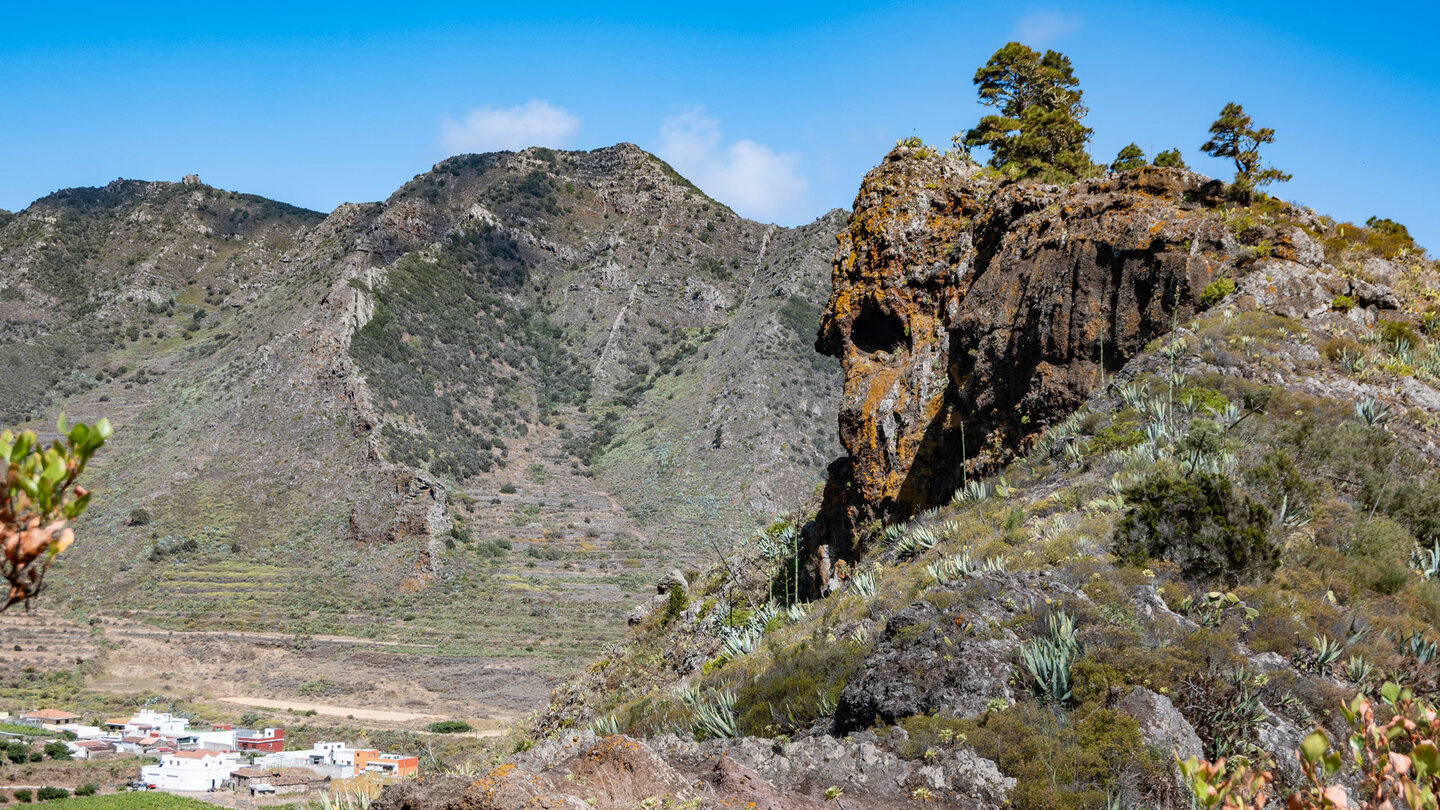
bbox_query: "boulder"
[1115,687,1204,761]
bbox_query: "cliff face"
[812,146,1244,569]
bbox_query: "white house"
[124,711,190,736]
[140,750,241,792]
[191,729,238,751]
[255,742,356,779]
[55,724,102,739]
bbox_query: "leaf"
[1301,730,1331,765]
[1411,741,1439,779]
[1383,682,1402,706]
[1322,785,1350,809]
[93,418,113,442]
[1323,751,1344,779]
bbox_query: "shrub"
[41,741,69,760]
[34,789,66,802]
[1200,277,1236,309]
[660,585,688,624]
[1114,471,1277,586]
[734,638,869,737]
[1348,518,1418,596]
[73,784,97,797]
[940,702,1163,810]
[1330,294,1356,312]
[1378,319,1421,348]
[499,483,517,494]
[1,417,111,610]
[13,790,30,804]
[424,720,473,733]
[1321,336,1362,363]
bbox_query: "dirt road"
[216,696,442,723]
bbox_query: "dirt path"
[217,696,442,723]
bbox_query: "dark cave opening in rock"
[850,306,907,354]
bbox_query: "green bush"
[1331,294,1356,313]
[660,586,688,624]
[1348,518,1418,596]
[1378,319,1421,348]
[1199,277,1236,308]
[42,741,70,760]
[74,784,97,797]
[923,702,1164,810]
[1115,471,1277,586]
[13,790,30,804]
[734,638,869,737]
[424,720,472,733]
[35,789,67,802]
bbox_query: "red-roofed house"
[20,709,80,729]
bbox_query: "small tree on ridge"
[1200,102,1291,194]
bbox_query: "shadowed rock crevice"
[851,304,908,355]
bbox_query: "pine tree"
[1152,148,1187,169]
[964,42,1094,182]
[1200,103,1291,193]
[1110,143,1146,172]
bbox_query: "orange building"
[352,750,419,778]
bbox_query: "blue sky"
[3,1,1437,249]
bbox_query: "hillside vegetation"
[0,145,842,672]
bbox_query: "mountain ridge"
[0,143,844,674]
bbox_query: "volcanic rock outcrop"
[811,145,1243,574]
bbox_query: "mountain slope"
[0,145,842,672]
[489,146,1440,809]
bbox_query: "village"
[3,707,419,800]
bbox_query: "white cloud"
[439,100,580,154]
[1013,10,1082,47]
[653,108,809,224]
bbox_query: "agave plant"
[954,479,992,504]
[976,555,1008,574]
[1355,395,1392,427]
[1413,540,1440,581]
[878,522,906,547]
[1343,655,1376,688]
[1209,402,1246,431]
[719,626,762,660]
[1298,634,1345,674]
[1020,611,1081,704]
[816,689,838,718]
[685,687,738,739]
[897,526,939,560]
[588,713,620,736]
[1401,631,1440,665]
[1337,347,1368,374]
[850,567,877,598]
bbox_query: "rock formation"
[811,145,1243,576]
